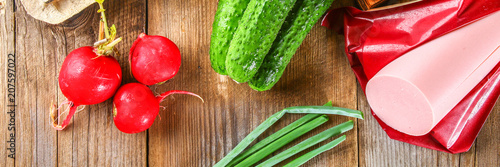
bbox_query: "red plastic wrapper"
[322,0,500,153]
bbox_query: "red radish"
[51,47,122,130]
[129,33,181,85]
[112,83,202,134]
[50,0,123,130]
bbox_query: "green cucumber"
[226,0,298,83]
[209,0,251,75]
[249,0,335,91]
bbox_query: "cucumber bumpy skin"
[225,0,298,83]
[249,0,335,91]
[209,0,251,75]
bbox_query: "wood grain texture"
[1,0,15,166]
[475,99,499,167]
[14,0,57,165]
[0,0,498,166]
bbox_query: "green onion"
[256,120,353,167]
[283,135,347,167]
[226,102,334,166]
[283,106,364,120]
[234,115,329,167]
[226,114,321,166]
[214,102,363,167]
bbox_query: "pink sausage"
[366,11,500,136]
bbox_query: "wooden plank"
[436,151,460,166]
[303,0,359,165]
[55,5,97,166]
[147,1,223,166]
[55,0,147,166]
[0,0,16,166]
[147,0,358,166]
[103,1,147,166]
[460,146,475,167]
[14,0,57,165]
[475,99,499,167]
[415,146,461,166]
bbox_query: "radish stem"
[156,90,204,103]
[94,39,108,48]
[99,21,105,40]
[256,121,354,167]
[96,0,110,39]
[50,102,81,130]
[284,135,347,167]
[234,115,329,167]
[103,37,123,55]
[94,0,120,56]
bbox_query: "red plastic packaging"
[322,0,500,153]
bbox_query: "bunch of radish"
[51,0,201,133]
[113,34,202,134]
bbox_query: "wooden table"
[0,0,498,166]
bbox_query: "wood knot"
[59,4,96,28]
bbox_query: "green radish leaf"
[109,24,117,40]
